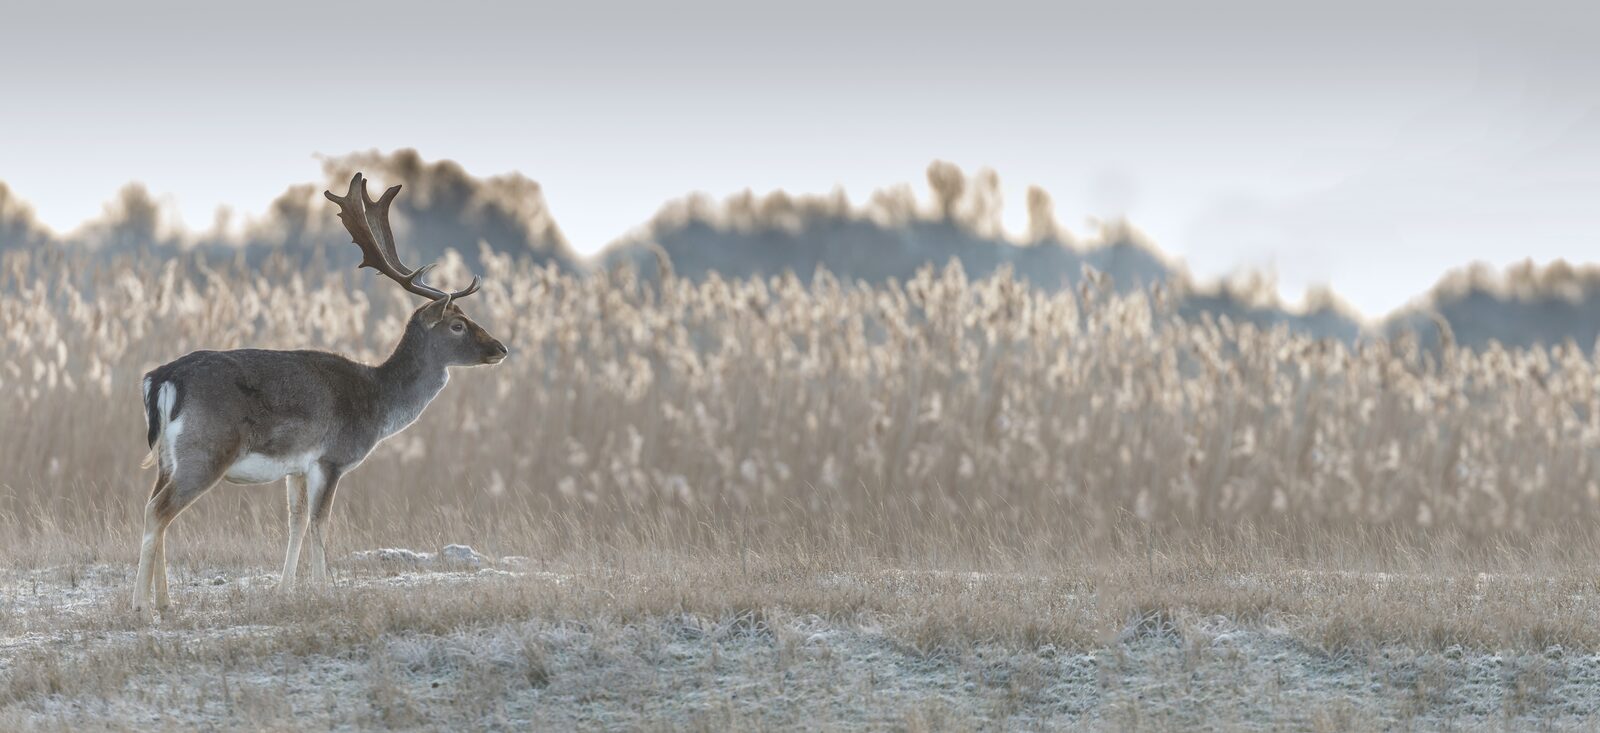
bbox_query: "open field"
[7,251,1600,728]
[10,540,1600,730]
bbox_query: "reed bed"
[4,247,1598,565]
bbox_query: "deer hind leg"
[134,438,235,616]
[152,518,170,610]
[134,470,173,614]
[305,463,344,584]
[278,473,310,590]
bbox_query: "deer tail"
[140,377,179,470]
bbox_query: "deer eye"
[450,321,466,334]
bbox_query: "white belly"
[225,451,318,485]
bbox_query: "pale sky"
[1,0,1596,316]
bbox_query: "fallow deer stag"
[134,172,507,616]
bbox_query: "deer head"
[324,173,507,367]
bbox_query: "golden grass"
[5,248,1600,551]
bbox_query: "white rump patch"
[156,381,177,418]
[156,382,180,474]
[163,417,184,475]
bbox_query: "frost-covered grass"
[7,539,1600,730]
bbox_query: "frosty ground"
[6,548,1600,731]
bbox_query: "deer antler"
[323,173,480,303]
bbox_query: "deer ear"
[419,298,451,325]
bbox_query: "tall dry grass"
[3,247,1600,569]
[14,248,1600,730]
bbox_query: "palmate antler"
[324,172,480,303]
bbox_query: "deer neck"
[373,321,450,438]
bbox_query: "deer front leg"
[305,463,344,585]
[278,473,309,590]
